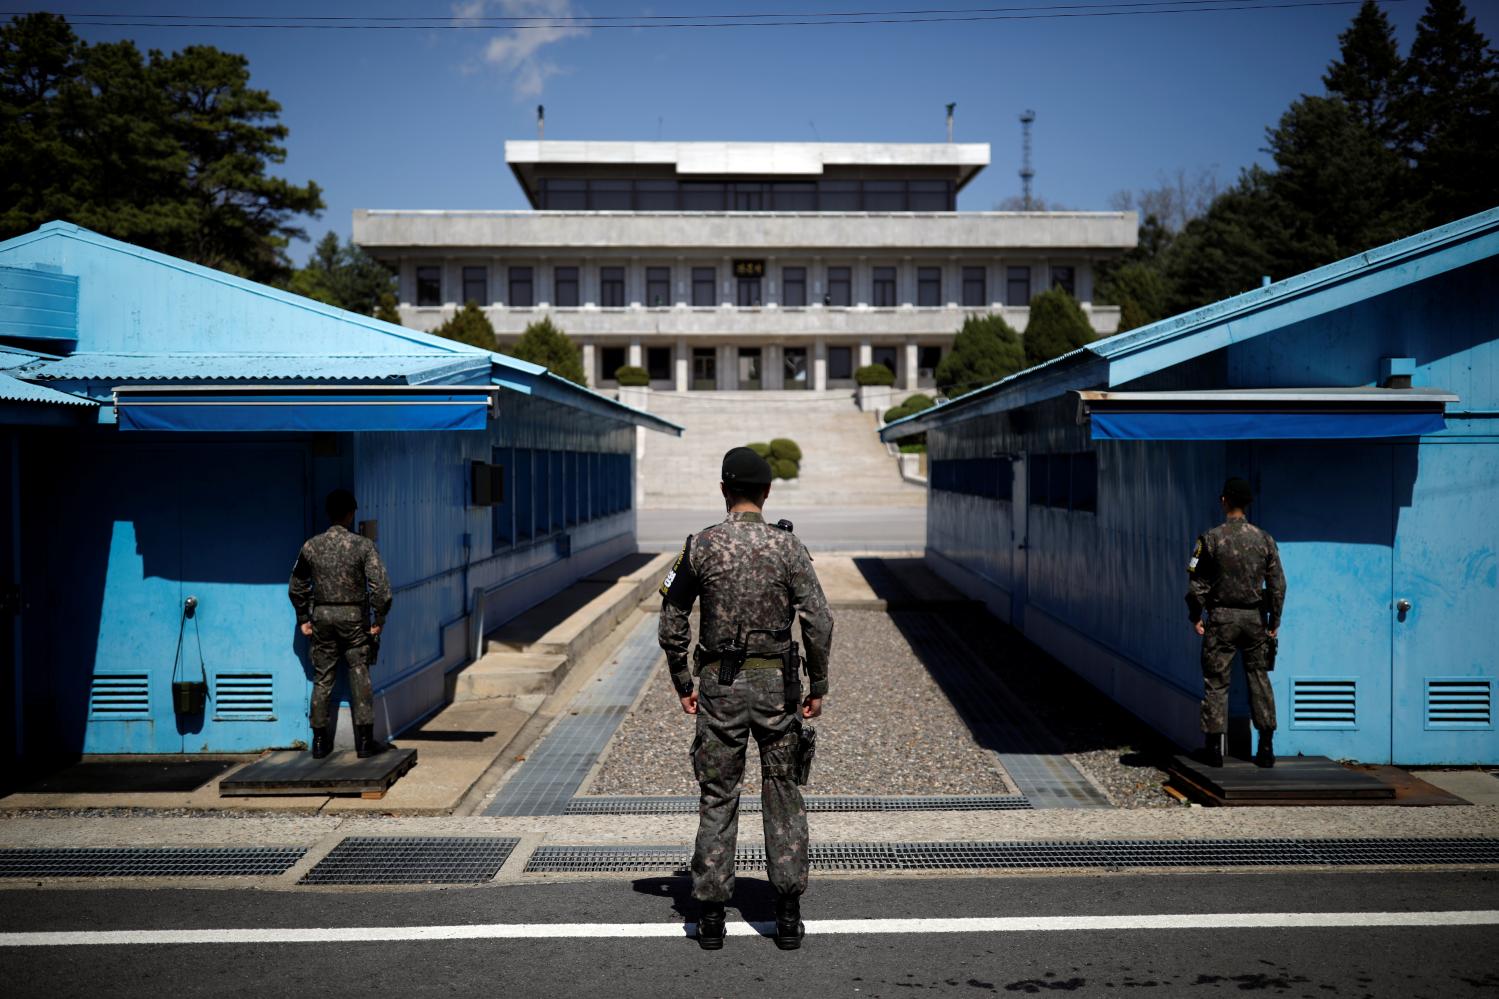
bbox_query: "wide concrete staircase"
[639,390,925,508]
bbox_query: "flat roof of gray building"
[505,140,991,189]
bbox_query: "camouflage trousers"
[309,616,375,728]
[1200,608,1276,734]
[690,665,808,903]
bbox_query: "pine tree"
[506,317,586,386]
[1324,0,1405,141]
[373,292,402,326]
[289,231,395,315]
[1023,289,1094,367]
[1398,0,1499,225]
[1097,261,1169,332]
[934,313,1025,398]
[431,301,497,351]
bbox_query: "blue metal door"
[1391,442,1499,764]
[1254,443,1394,763]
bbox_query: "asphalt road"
[2,870,1495,997]
[638,505,926,553]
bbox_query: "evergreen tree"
[1398,0,1499,224]
[1160,168,1283,312]
[1324,0,1405,141]
[431,301,497,351]
[1097,261,1170,332]
[0,12,323,283]
[289,231,396,315]
[373,292,402,326]
[1023,288,1095,366]
[934,313,1025,398]
[506,317,586,385]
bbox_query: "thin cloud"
[455,0,587,99]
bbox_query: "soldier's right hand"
[300,622,313,637]
[1194,620,1205,637]
[680,692,698,715]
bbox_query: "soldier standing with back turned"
[288,489,394,760]
[659,447,834,951]
[1186,476,1286,769]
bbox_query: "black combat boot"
[311,725,333,760]
[696,902,726,950]
[774,893,805,951]
[354,724,391,759]
[1255,730,1275,768]
[1201,733,1224,768]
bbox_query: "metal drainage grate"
[565,794,1033,815]
[523,838,1499,874]
[485,617,662,817]
[0,847,306,879]
[300,837,521,885]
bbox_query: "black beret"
[722,446,773,487]
[1221,477,1253,508]
[325,488,358,520]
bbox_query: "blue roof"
[881,205,1499,441]
[30,352,490,385]
[0,372,93,407]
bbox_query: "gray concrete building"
[354,141,1137,393]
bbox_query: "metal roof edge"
[878,352,1105,441]
[487,359,683,436]
[0,372,97,407]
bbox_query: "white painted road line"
[3,911,1497,947]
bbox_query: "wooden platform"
[220,748,417,800]
[1167,754,1396,806]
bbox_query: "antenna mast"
[1019,109,1036,210]
[537,104,545,141]
[945,103,955,144]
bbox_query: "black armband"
[660,534,700,611]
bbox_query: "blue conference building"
[882,208,1498,765]
[0,221,677,772]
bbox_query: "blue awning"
[115,385,496,432]
[1076,387,1458,442]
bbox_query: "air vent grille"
[1292,678,1357,729]
[214,673,275,720]
[88,673,150,718]
[1425,678,1492,730]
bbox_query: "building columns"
[858,340,873,370]
[813,336,827,391]
[904,341,919,391]
[627,339,642,368]
[582,342,596,388]
[675,338,689,392]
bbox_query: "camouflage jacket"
[288,525,394,626]
[658,510,833,698]
[1186,517,1287,629]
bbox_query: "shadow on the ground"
[631,875,780,932]
[852,558,1178,778]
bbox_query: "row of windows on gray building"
[531,177,957,213]
[416,264,1076,309]
[592,343,944,384]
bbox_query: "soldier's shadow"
[631,875,779,936]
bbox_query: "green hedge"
[854,363,895,386]
[746,441,771,458]
[614,365,649,386]
[772,457,800,480]
[768,438,802,462]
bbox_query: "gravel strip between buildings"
[585,609,1015,797]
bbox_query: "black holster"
[795,724,817,786]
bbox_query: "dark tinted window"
[819,180,859,211]
[647,346,672,381]
[491,446,513,547]
[636,180,677,211]
[864,181,905,211]
[1007,266,1031,306]
[509,266,534,307]
[782,267,806,307]
[731,183,766,211]
[462,266,487,306]
[909,180,951,211]
[917,267,941,307]
[827,266,852,307]
[691,267,716,307]
[1071,450,1098,512]
[1051,265,1076,296]
[600,266,625,307]
[591,180,632,210]
[961,266,987,307]
[919,346,942,371]
[600,346,626,381]
[681,183,725,211]
[872,346,898,376]
[542,180,586,210]
[772,183,817,211]
[737,278,762,307]
[554,266,579,307]
[828,346,853,380]
[873,267,897,307]
[514,448,534,541]
[416,266,441,306]
[646,266,670,307]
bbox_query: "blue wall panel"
[0,265,77,343]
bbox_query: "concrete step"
[448,651,569,701]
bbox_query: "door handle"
[1396,598,1412,614]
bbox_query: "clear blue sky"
[53,1,1499,259]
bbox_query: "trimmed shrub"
[768,438,802,462]
[771,457,799,480]
[614,365,649,386]
[899,442,927,454]
[883,403,911,423]
[431,301,497,350]
[936,313,1025,399]
[854,363,895,386]
[504,317,586,385]
[1024,288,1095,366]
[746,442,771,459]
[901,393,935,413]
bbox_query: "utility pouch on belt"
[1264,632,1278,672]
[795,724,817,786]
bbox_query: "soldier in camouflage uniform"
[288,489,394,760]
[1186,476,1286,769]
[659,447,833,951]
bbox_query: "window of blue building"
[515,449,534,541]
[492,446,514,548]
